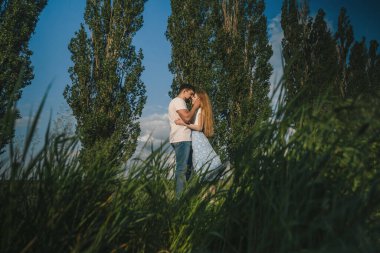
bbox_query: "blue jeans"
[171,141,193,197]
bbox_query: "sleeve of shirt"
[174,98,187,111]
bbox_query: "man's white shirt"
[168,97,192,143]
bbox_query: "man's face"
[184,89,195,101]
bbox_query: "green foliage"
[166,0,215,97]
[213,0,273,160]
[335,7,354,98]
[281,0,307,102]
[64,0,147,168]
[282,1,338,108]
[335,8,380,99]
[167,0,273,161]
[307,9,339,98]
[196,92,380,253]
[1,87,379,252]
[368,40,380,89]
[282,2,380,107]
[1,1,379,252]
[0,0,47,153]
[347,38,369,97]
[346,38,380,99]
[0,101,227,252]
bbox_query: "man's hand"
[176,96,201,123]
[175,118,187,126]
[192,97,201,109]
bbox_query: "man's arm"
[175,113,203,131]
[177,99,200,123]
[186,114,203,131]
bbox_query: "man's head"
[178,84,196,101]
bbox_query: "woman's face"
[192,93,200,103]
[192,93,202,107]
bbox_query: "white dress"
[191,109,222,180]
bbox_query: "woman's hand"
[175,118,187,126]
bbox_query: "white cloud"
[126,111,175,175]
[128,112,173,163]
[137,104,170,145]
[138,112,170,144]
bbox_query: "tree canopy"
[64,0,147,167]
[0,0,47,153]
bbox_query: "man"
[168,84,200,197]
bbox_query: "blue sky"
[16,0,380,150]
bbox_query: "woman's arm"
[175,112,204,131]
[186,123,202,131]
[187,111,203,131]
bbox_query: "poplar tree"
[166,0,215,97]
[0,0,47,152]
[306,9,338,101]
[346,38,369,97]
[167,0,221,156]
[167,0,273,160]
[213,0,272,159]
[281,0,309,106]
[64,0,147,167]
[281,1,338,107]
[335,8,379,99]
[367,40,380,92]
[335,7,354,98]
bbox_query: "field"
[1,94,379,253]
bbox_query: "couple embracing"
[168,84,223,197]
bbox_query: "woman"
[175,90,223,180]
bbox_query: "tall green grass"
[1,92,379,252]
[197,94,380,253]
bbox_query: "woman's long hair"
[197,90,214,137]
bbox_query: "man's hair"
[178,84,195,94]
